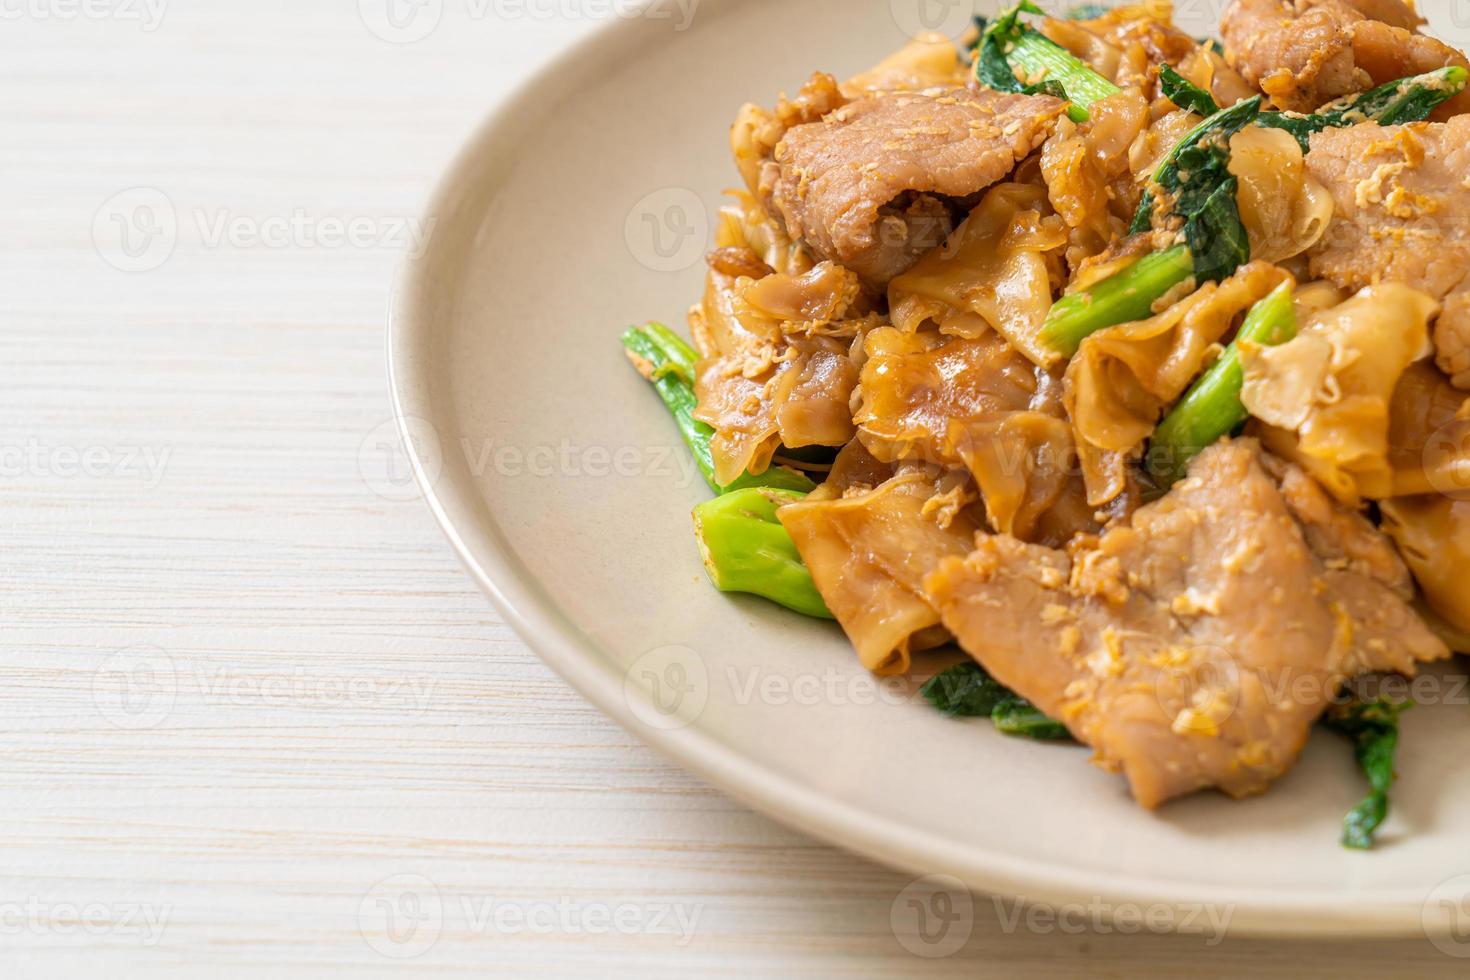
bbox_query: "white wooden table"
[1,3,1464,975]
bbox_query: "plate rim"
[386,1,1451,942]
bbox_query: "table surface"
[3,3,1466,975]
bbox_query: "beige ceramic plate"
[389,0,1470,940]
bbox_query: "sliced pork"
[1221,0,1470,115]
[763,88,1067,287]
[923,439,1447,808]
[1305,118,1470,389]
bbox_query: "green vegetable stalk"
[623,324,831,620]
[692,488,833,620]
[991,699,1071,740]
[921,661,1072,741]
[1036,96,1260,360]
[1262,66,1469,150]
[1059,64,1464,363]
[987,24,1464,363]
[1128,94,1262,239]
[978,12,1262,360]
[621,323,815,495]
[1149,280,1296,484]
[976,1,1121,123]
[1158,64,1222,117]
[1038,245,1195,358]
[1161,64,1469,151]
[1323,697,1410,850]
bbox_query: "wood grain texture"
[0,2,1465,975]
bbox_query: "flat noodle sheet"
[1382,495,1470,634]
[854,326,1074,538]
[1228,127,1334,264]
[1044,2,1257,106]
[778,472,979,675]
[1376,361,1470,498]
[689,216,872,484]
[1067,262,1291,505]
[888,183,1067,369]
[1242,282,1440,503]
[841,33,969,97]
[694,335,857,485]
[1040,91,1151,270]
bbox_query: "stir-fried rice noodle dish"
[620,0,1470,848]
